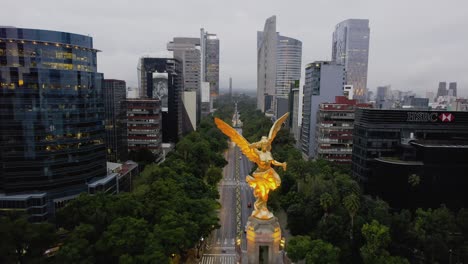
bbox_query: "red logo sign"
[439,113,454,122]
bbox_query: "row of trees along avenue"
[237,97,468,264]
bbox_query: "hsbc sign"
[407,112,455,123]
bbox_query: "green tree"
[360,220,410,264]
[55,224,96,264]
[364,197,392,227]
[360,220,391,263]
[0,214,57,264]
[457,208,468,237]
[413,206,457,263]
[408,174,421,187]
[305,239,340,264]
[286,235,312,262]
[316,214,348,246]
[56,193,118,233]
[95,217,151,261]
[389,209,415,260]
[205,166,223,186]
[0,212,57,263]
[319,192,334,218]
[286,202,308,235]
[343,193,360,240]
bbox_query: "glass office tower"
[332,19,370,103]
[0,27,106,220]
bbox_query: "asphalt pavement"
[200,127,254,264]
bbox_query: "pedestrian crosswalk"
[200,254,237,264]
[220,181,250,189]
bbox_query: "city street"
[201,120,255,263]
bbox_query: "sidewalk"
[184,248,203,264]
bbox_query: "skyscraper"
[200,28,219,107]
[300,61,345,159]
[276,36,302,100]
[449,82,457,97]
[103,79,127,162]
[167,37,201,128]
[436,81,447,98]
[257,16,277,113]
[0,27,106,220]
[137,57,185,142]
[167,38,201,92]
[257,16,302,113]
[332,19,370,103]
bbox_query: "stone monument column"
[246,216,281,264]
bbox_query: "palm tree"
[408,174,421,187]
[319,193,334,218]
[343,193,360,240]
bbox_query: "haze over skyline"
[3,0,467,96]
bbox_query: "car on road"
[239,156,242,160]
[247,202,252,208]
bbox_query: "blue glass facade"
[0,27,106,201]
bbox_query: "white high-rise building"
[257,16,302,114]
[332,19,370,103]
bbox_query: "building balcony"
[317,148,352,154]
[127,120,160,125]
[329,114,354,119]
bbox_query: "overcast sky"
[2,0,467,96]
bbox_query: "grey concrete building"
[257,16,302,114]
[300,61,345,159]
[200,28,219,107]
[332,19,370,103]
[167,38,201,92]
[167,37,201,128]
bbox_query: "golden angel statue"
[214,113,289,220]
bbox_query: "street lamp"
[236,236,242,264]
[197,237,204,258]
[449,249,452,264]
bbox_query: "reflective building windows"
[332,19,370,103]
[0,27,106,214]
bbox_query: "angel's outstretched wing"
[214,118,260,164]
[268,112,289,143]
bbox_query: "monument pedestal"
[246,216,281,264]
